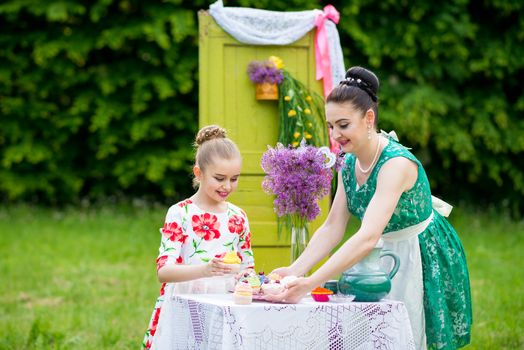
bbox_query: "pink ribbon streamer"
[315,5,341,153]
[315,5,340,98]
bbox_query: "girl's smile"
[193,157,242,211]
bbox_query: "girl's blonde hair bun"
[195,125,227,147]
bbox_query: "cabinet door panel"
[199,12,330,271]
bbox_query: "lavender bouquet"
[261,140,343,262]
[247,57,284,85]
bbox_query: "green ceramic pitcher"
[338,243,400,302]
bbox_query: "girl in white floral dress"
[141,125,255,350]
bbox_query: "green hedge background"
[1,0,523,214]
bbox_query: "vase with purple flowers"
[290,226,308,263]
[261,140,343,263]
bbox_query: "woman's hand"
[203,258,233,277]
[263,277,315,304]
[271,266,297,278]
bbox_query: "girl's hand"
[263,277,314,304]
[203,258,233,277]
[228,263,241,274]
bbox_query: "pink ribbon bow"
[315,5,340,98]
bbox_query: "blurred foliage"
[0,0,204,204]
[328,0,524,215]
[0,0,523,214]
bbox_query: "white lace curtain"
[209,0,345,95]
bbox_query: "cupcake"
[281,275,298,287]
[223,251,241,274]
[236,268,257,284]
[223,251,241,264]
[266,272,281,282]
[261,281,284,295]
[236,268,255,278]
[244,275,262,294]
[233,281,253,305]
[258,271,269,285]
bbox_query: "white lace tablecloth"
[152,293,415,350]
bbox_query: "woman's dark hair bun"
[345,66,379,96]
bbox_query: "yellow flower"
[293,131,301,139]
[305,132,312,139]
[304,108,311,114]
[306,95,312,101]
[288,110,297,117]
[284,95,291,101]
[307,122,313,128]
[292,141,299,147]
[268,56,284,70]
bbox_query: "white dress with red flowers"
[142,199,255,350]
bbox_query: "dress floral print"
[191,213,221,241]
[142,200,255,349]
[228,215,245,234]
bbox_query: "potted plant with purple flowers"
[247,56,284,100]
[261,140,343,263]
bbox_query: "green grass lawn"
[0,204,523,349]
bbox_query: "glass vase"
[290,226,308,263]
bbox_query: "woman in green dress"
[266,66,472,349]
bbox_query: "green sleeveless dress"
[341,137,472,350]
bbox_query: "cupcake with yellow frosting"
[223,251,241,264]
[222,251,241,274]
[233,281,253,305]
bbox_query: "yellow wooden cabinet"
[198,11,330,272]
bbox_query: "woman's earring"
[367,125,372,140]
